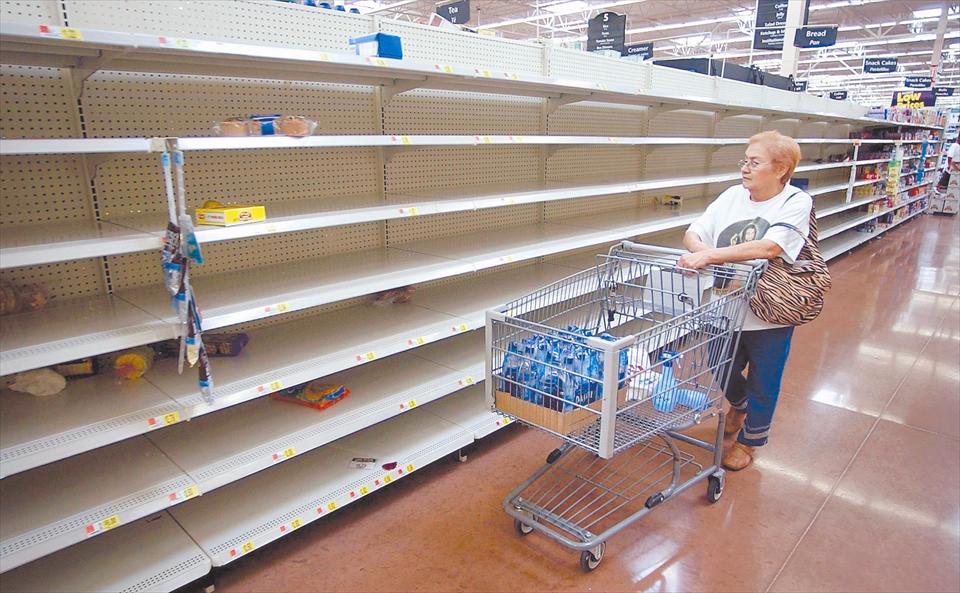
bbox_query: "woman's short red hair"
[749,130,802,184]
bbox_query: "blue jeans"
[724,326,794,447]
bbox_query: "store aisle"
[212,214,959,593]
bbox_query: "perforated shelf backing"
[0,259,106,301]
[378,20,543,76]
[383,90,542,136]
[0,66,78,139]
[61,0,371,52]
[548,103,646,136]
[385,146,541,195]
[385,203,541,245]
[649,66,717,104]
[106,223,383,291]
[545,46,651,90]
[544,192,643,221]
[0,0,62,26]
[546,147,642,184]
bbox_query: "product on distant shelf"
[657,195,683,209]
[0,281,47,316]
[348,32,403,59]
[370,285,416,305]
[113,346,156,381]
[53,357,100,379]
[270,381,351,410]
[195,201,267,226]
[154,332,250,357]
[212,115,317,137]
[6,368,67,397]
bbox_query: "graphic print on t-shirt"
[716,216,770,247]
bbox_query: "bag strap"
[767,188,818,242]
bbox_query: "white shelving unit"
[0,2,945,590]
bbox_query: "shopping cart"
[485,241,764,571]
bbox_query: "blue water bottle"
[501,341,521,395]
[652,351,680,413]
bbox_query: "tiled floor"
[214,214,959,593]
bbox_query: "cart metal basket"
[484,241,764,570]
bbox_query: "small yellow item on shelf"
[114,346,155,381]
[195,203,266,226]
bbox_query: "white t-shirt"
[688,183,813,331]
[948,142,960,173]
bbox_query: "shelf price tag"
[257,380,285,395]
[264,302,290,314]
[458,376,475,387]
[242,541,255,554]
[169,485,201,503]
[477,68,492,78]
[408,335,427,347]
[499,255,517,263]
[399,399,417,410]
[435,64,454,73]
[406,464,415,473]
[85,514,120,536]
[368,57,387,66]
[355,351,378,363]
[327,501,338,511]
[148,411,181,428]
[398,207,419,216]
[359,485,370,496]
[60,27,83,40]
[383,474,393,484]
[507,73,519,80]
[477,135,493,144]
[291,518,303,530]
[451,323,470,334]
[508,135,524,143]
[272,447,297,463]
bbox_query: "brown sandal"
[722,441,755,471]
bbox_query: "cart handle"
[617,240,766,270]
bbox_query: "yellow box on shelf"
[196,203,266,226]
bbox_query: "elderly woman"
[678,130,812,471]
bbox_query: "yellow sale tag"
[163,411,181,425]
[269,380,284,391]
[502,417,511,425]
[282,447,296,459]
[481,69,492,77]
[359,486,370,496]
[60,27,82,40]
[327,501,337,511]
[407,399,417,408]
[100,515,120,531]
[406,464,415,472]
[374,58,386,66]
[383,474,393,484]
[318,52,331,61]
[406,207,419,216]
[501,255,515,263]
[175,38,190,48]
[400,135,412,144]
[480,136,492,143]
[276,303,290,313]
[184,485,200,499]
[242,541,255,554]
[443,65,454,73]
[413,336,426,346]
[461,376,475,386]
[364,351,377,361]
[291,518,303,530]
[510,73,519,80]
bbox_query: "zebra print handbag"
[749,202,832,326]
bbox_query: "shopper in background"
[678,131,811,471]
[941,134,960,190]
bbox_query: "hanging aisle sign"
[791,79,808,92]
[934,87,956,97]
[436,0,469,24]
[623,42,653,59]
[904,76,932,89]
[753,0,809,51]
[891,90,937,107]
[828,90,847,100]
[793,25,838,48]
[587,12,627,53]
[863,57,898,74]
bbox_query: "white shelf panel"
[0,512,210,593]
[0,437,194,573]
[147,350,483,493]
[143,302,470,418]
[426,385,506,439]
[900,180,934,193]
[820,208,892,240]
[854,158,889,166]
[0,220,162,269]
[0,137,154,156]
[0,22,942,130]
[795,161,854,173]
[852,178,882,188]
[119,247,475,331]
[0,373,181,479]
[0,295,176,376]
[822,208,926,261]
[817,195,880,218]
[169,396,480,567]
[808,182,849,196]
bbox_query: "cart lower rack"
[485,241,763,570]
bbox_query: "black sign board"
[892,90,936,107]
[790,79,808,92]
[793,25,837,48]
[753,0,809,51]
[904,76,932,89]
[436,0,469,24]
[587,11,627,53]
[934,86,956,98]
[863,57,898,73]
[829,90,848,100]
[623,42,653,59]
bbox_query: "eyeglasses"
[738,159,767,170]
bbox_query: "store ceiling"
[361,0,960,107]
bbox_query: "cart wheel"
[707,475,724,503]
[579,543,605,572]
[546,448,563,464]
[513,518,534,536]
